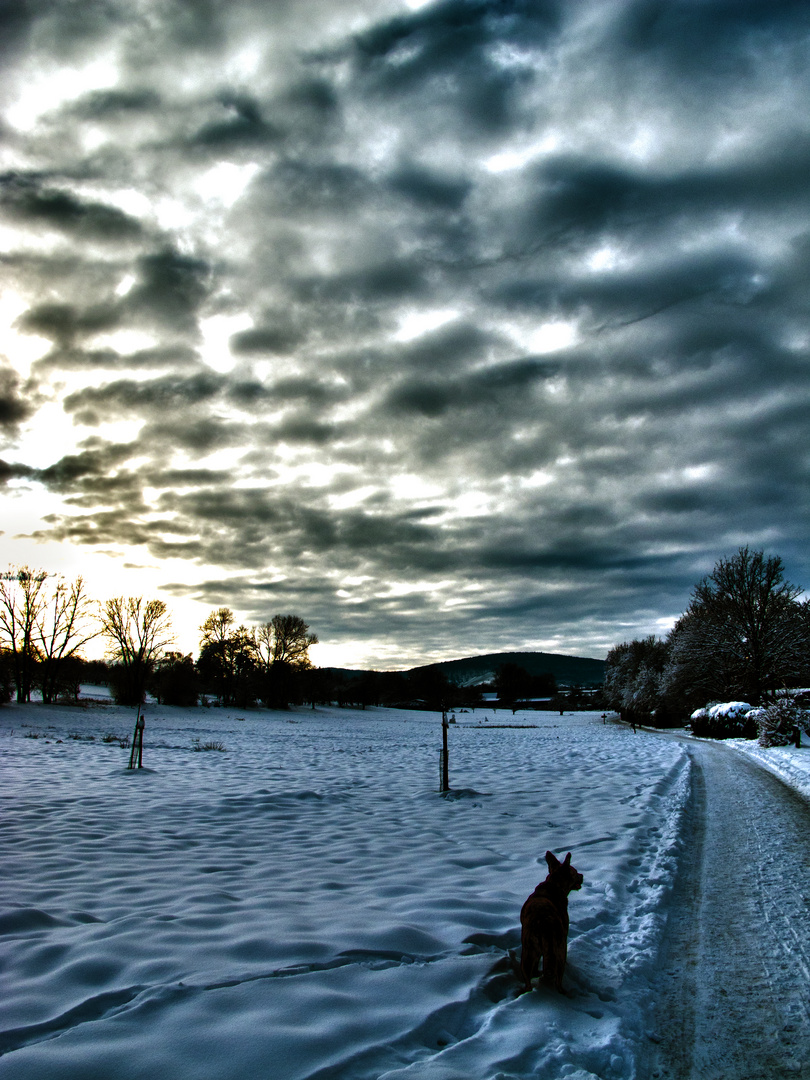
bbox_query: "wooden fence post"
[440,705,450,792]
[128,708,145,769]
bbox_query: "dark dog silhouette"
[519,851,583,993]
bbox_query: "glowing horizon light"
[9,402,83,468]
[195,162,260,208]
[115,274,137,297]
[683,464,716,481]
[394,308,459,342]
[5,55,120,131]
[527,321,578,353]
[91,329,156,354]
[521,469,553,488]
[391,473,442,501]
[0,291,51,375]
[328,485,378,510]
[484,134,560,173]
[199,312,254,373]
[587,245,621,272]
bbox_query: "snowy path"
[641,736,810,1080]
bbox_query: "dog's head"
[546,850,583,892]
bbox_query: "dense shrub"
[757,697,809,747]
[688,701,758,740]
[604,636,669,725]
[150,653,199,706]
[0,651,13,704]
[108,663,146,706]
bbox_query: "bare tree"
[199,607,235,649]
[197,608,258,705]
[267,614,318,668]
[251,615,317,709]
[99,597,173,705]
[35,576,97,704]
[195,609,317,707]
[0,566,49,702]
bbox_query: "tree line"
[19,551,795,722]
[604,548,810,728]
[0,567,319,709]
[0,565,592,713]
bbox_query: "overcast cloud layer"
[2,0,809,667]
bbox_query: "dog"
[519,850,583,993]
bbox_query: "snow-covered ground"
[725,736,810,802]
[3,700,692,1079]
[670,702,810,804]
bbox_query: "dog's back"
[519,850,583,993]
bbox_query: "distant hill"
[409,651,606,688]
[325,651,605,688]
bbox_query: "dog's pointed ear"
[546,850,560,869]
[563,852,572,866]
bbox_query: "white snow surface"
[726,735,810,802]
[0,702,693,1080]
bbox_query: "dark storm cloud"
[394,322,502,373]
[147,466,231,488]
[349,0,562,131]
[229,326,305,356]
[189,90,282,150]
[60,366,349,440]
[0,174,145,240]
[18,301,120,344]
[612,0,810,69]
[490,248,766,329]
[258,160,370,213]
[34,343,201,372]
[386,163,472,211]
[35,441,137,492]
[510,144,810,251]
[292,257,428,305]
[0,365,34,430]
[122,250,212,334]
[227,375,349,408]
[0,458,36,483]
[68,87,163,119]
[0,0,33,62]
[4,0,810,664]
[384,356,559,417]
[271,414,341,445]
[140,416,247,454]
[63,371,225,419]
[12,248,211,358]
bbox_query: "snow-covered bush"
[757,697,809,747]
[688,701,757,739]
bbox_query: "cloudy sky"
[1,0,809,669]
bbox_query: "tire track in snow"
[643,738,810,1079]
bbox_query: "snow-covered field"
[2,699,693,1079]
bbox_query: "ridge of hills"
[326,650,606,688]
